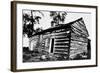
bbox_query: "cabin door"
[49,38,54,53]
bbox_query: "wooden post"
[68,26,71,60]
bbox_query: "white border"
[17,3,96,69]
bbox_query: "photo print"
[22,10,91,62]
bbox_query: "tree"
[23,10,44,37]
[50,11,67,27]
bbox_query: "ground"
[23,47,89,62]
